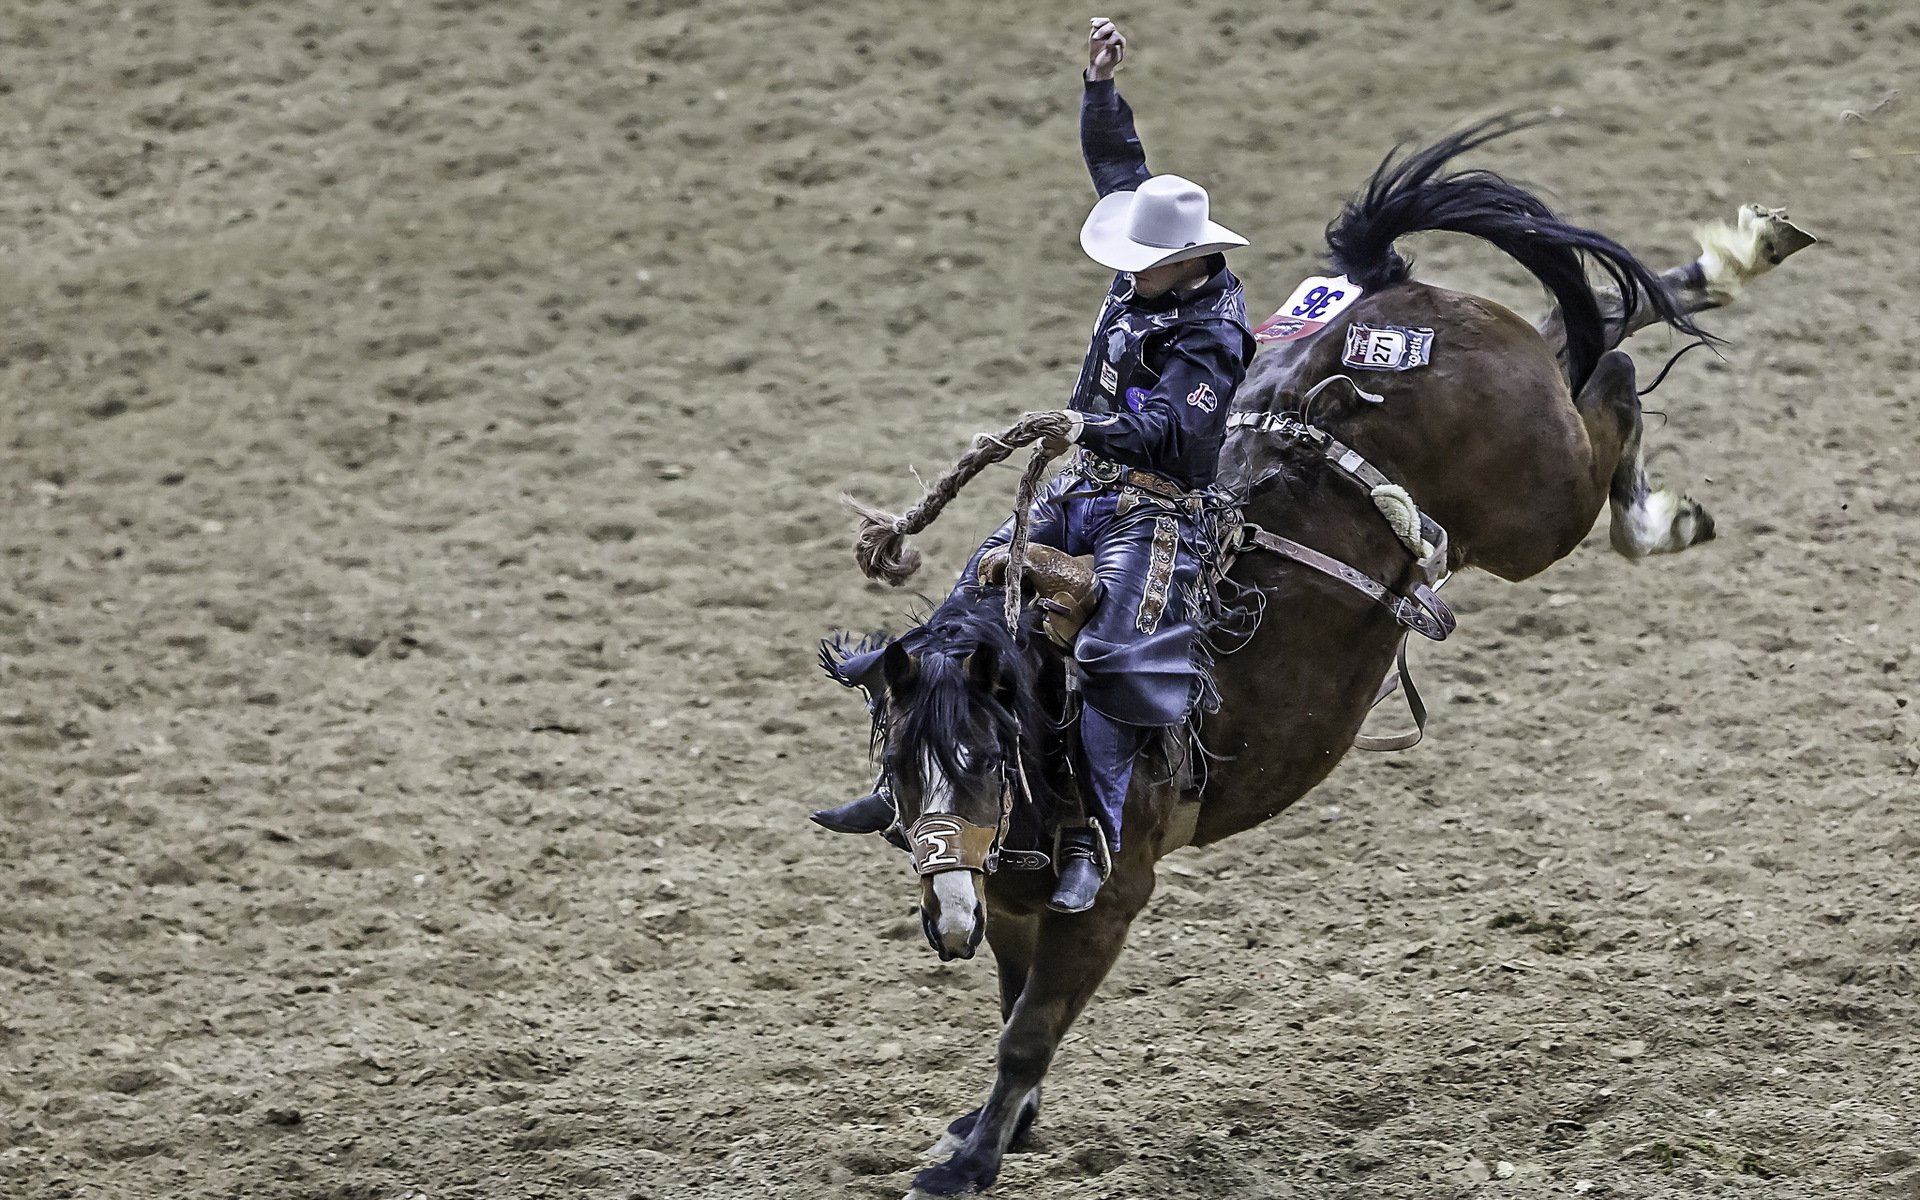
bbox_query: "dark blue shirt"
[1070,77,1253,490]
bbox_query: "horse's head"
[823,592,1048,961]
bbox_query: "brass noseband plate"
[907,813,1001,875]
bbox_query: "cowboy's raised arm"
[1082,18,1149,198]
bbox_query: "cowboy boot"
[1049,826,1107,913]
[1050,707,1133,912]
[809,788,896,836]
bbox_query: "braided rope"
[846,413,1069,588]
[1002,445,1065,632]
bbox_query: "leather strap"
[1353,636,1430,751]
[1077,453,1201,504]
[998,848,1053,872]
[1226,411,1451,585]
[1240,527,1456,642]
[1224,406,1457,752]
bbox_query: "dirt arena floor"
[2,1,1917,1197]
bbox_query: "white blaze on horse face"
[921,749,985,957]
[922,747,963,811]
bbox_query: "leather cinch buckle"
[998,848,1052,872]
[1411,583,1456,637]
[1396,586,1456,642]
[1232,522,1263,554]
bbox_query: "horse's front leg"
[927,906,1043,1161]
[908,862,1155,1197]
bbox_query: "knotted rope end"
[844,493,923,586]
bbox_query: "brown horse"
[831,121,1809,1198]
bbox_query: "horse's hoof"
[1691,503,1716,545]
[1612,489,1714,559]
[923,1129,967,1161]
[925,1108,981,1159]
[910,1156,998,1196]
[1738,203,1816,266]
[1671,495,1714,548]
[1695,206,1816,304]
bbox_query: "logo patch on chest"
[1184,382,1218,413]
[1341,323,1435,372]
[1253,274,1363,344]
[1099,360,1120,394]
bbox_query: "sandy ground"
[2,1,1917,1197]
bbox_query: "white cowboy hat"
[1079,174,1249,273]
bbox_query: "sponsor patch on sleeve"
[1253,274,1363,343]
[1183,382,1218,413]
[1341,323,1435,371]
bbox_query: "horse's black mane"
[823,587,1066,815]
[891,587,1060,805]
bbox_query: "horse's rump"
[1229,281,1599,580]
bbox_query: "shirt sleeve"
[1073,324,1249,487]
[1081,76,1151,198]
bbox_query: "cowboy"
[815,17,1255,912]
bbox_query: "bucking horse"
[826,117,1812,1197]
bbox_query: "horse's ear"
[820,631,889,692]
[964,644,1000,693]
[881,640,919,695]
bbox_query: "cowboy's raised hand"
[1087,17,1125,82]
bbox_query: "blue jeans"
[960,472,1212,849]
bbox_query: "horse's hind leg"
[909,864,1153,1196]
[1539,204,1815,359]
[1578,350,1715,559]
[1649,204,1816,332]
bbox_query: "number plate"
[1341,323,1435,371]
[1253,274,1363,344]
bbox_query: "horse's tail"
[1323,113,1708,393]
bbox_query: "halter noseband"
[905,758,1016,877]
